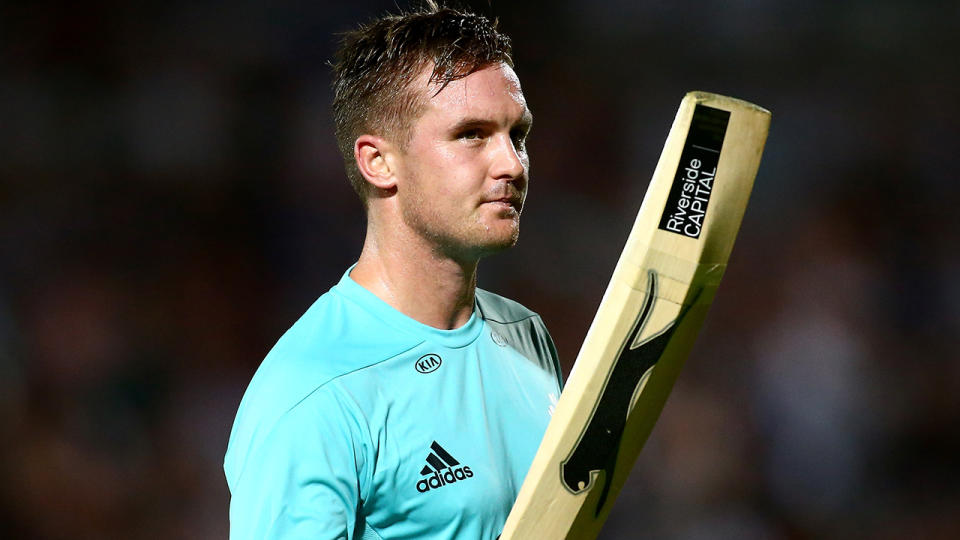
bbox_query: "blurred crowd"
[1,1,958,538]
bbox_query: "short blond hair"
[330,2,514,202]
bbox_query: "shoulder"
[475,288,564,389]
[249,288,419,399]
[225,286,419,487]
[475,288,540,324]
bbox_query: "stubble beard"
[400,191,521,264]
[468,211,520,259]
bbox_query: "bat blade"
[500,92,771,540]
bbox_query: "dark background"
[2,1,958,538]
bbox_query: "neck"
[350,222,480,330]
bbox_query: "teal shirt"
[225,268,562,539]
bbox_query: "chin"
[441,217,520,260]
[478,228,520,254]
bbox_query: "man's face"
[393,62,532,262]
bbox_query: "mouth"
[483,196,523,214]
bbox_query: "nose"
[491,133,526,181]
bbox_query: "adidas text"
[416,466,474,493]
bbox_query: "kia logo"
[415,354,442,374]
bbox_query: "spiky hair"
[331,1,514,201]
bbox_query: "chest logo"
[416,441,474,493]
[415,354,442,374]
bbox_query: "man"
[224,3,562,539]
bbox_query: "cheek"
[414,143,462,182]
[431,152,483,193]
[405,140,487,201]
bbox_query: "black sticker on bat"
[560,271,697,516]
[658,104,730,239]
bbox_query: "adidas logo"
[415,441,474,493]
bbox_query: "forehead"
[417,63,529,122]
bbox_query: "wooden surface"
[500,92,771,540]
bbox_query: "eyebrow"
[450,110,534,134]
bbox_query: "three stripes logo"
[415,441,474,493]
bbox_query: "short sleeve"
[228,387,370,540]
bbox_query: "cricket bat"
[499,92,770,539]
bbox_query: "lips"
[483,191,523,210]
[484,197,522,213]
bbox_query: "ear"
[354,134,397,191]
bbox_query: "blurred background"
[1,1,958,538]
